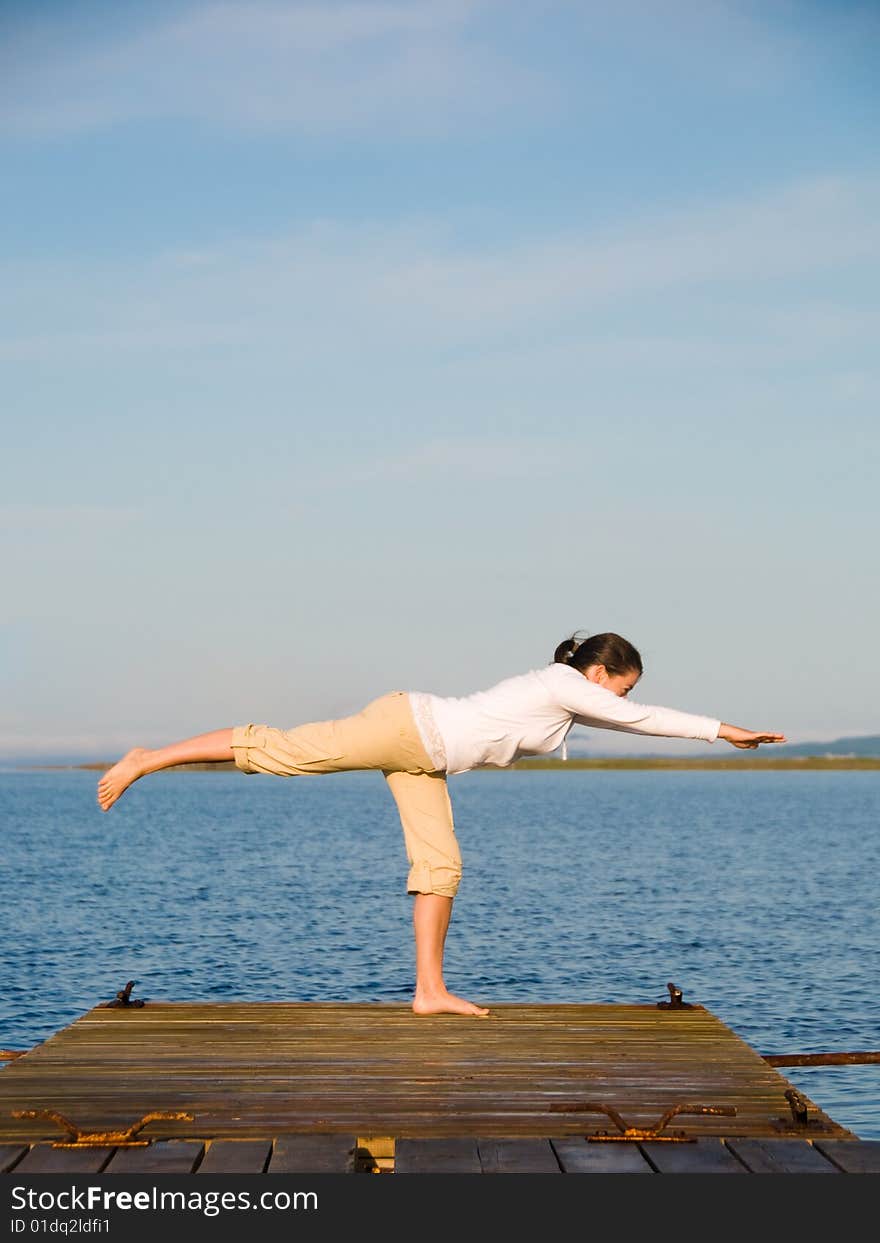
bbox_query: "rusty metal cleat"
[12,1109,193,1148]
[549,1099,736,1142]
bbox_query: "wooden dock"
[2,1002,878,1174]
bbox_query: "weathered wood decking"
[2,1002,878,1174]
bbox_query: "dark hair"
[553,631,643,677]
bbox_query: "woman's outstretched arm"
[554,671,785,746]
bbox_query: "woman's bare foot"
[97,748,150,812]
[412,989,490,1017]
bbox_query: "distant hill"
[567,733,880,760]
[764,734,880,757]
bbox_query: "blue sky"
[2,1,878,761]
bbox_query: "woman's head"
[553,631,643,696]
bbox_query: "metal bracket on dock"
[785,1088,810,1126]
[12,1109,193,1148]
[105,980,145,1008]
[656,982,694,1010]
[768,1089,834,1134]
[549,1100,736,1142]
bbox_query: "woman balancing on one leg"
[97,632,786,1017]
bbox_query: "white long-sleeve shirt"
[408,663,721,775]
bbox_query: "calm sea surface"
[2,768,878,1139]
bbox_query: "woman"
[97,632,785,1018]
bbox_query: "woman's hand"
[718,723,787,749]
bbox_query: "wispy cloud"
[330,436,568,484]
[0,505,141,529]
[5,0,856,142]
[0,0,549,138]
[2,175,878,365]
[371,177,880,320]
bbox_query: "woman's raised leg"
[97,729,234,812]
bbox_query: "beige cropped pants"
[230,691,461,898]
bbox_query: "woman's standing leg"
[384,769,488,1017]
[97,729,234,811]
[412,894,487,1017]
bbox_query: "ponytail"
[553,631,643,677]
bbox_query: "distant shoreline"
[506,756,880,771]
[9,756,880,773]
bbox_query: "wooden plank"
[641,1138,747,1173]
[13,1145,113,1174]
[196,1140,272,1174]
[104,1141,204,1174]
[0,1002,852,1144]
[395,1139,481,1173]
[551,1138,653,1173]
[726,1139,839,1174]
[0,1145,28,1172]
[267,1135,355,1174]
[813,1140,880,1174]
[477,1139,561,1174]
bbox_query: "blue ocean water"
[1,767,878,1139]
